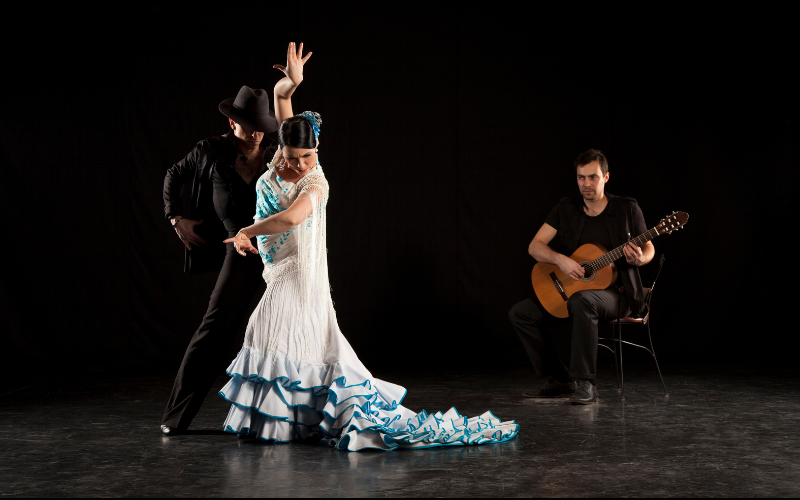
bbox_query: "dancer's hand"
[174,218,206,250]
[273,42,312,87]
[224,230,259,257]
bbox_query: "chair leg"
[612,323,621,392]
[646,322,669,397]
[618,321,625,401]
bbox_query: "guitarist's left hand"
[623,242,646,266]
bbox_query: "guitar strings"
[551,227,663,287]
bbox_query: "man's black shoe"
[569,379,599,405]
[522,378,577,398]
[160,425,179,435]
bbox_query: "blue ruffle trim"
[218,348,520,451]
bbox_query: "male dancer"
[160,86,278,434]
[508,149,654,405]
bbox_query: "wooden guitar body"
[531,244,618,318]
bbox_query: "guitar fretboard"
[588,227,660,271]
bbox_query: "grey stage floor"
[1,365,799,497]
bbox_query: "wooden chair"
[598,254,668,400]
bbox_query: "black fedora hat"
[219,86,277,133]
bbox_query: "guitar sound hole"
[582,266,594,280]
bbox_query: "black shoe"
[522,378,577,398]
[160,425,179,435]
[569,379,599,405]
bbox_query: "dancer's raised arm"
[273,42,312,127]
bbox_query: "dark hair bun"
[278,112,321,149]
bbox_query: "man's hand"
[223,231,258,257]
[174,218,206,250]
[623,242,645,266]
[557,254,585,281]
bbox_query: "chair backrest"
[646,254,666,308]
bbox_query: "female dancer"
[220,42,519,451]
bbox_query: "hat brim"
[219,99,277,133]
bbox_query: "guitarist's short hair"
[574,149,609,175]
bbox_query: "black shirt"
[542,194,649,314]
[547,201,619,286]
[580,206,613,251]
[163,132,276,273]
[212,165,263,237]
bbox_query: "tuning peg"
[672,211,676,214]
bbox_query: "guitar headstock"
[656,211,689,235]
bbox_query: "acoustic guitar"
[531,211,689,318]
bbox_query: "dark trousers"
[161,244,264,429]
[508,289,630,382]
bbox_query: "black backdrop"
[1,8,795,378]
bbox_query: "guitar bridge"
[549,272,568,302]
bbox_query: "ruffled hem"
[219,347,520,451]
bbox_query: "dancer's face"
[282,145,317,175]
[576,161,609,201]
[229,119,264,150]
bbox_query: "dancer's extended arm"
[223,196,313,256]
[273,42,312,128]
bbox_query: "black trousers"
[161,243,264,429]
[508,289,630,382]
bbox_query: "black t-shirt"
[545,200,619,285]
[578,206,613,251]
[546,202,612,248]
[541,194,649,314]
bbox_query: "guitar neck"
[591,227,661,269]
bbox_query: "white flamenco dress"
[219,160,520,451]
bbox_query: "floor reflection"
[4,368,800,497]
[219,438,520,496]
[569,400,600,423]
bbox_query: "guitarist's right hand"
[557,255,585,281]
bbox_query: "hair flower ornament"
[296,111,322,138]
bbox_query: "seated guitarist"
[508,149,654,405]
